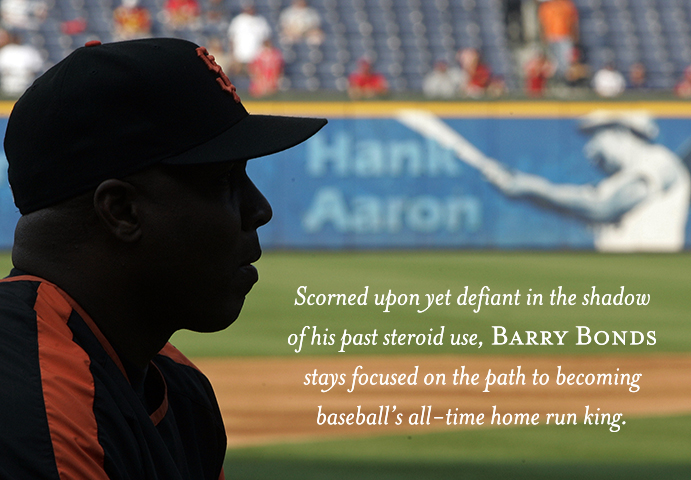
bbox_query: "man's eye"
[219,161,247,185]
[221,167,237,181]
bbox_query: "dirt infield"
[192,354,691,447]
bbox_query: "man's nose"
[242,179,273,230]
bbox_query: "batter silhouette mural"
[398,109,691,252]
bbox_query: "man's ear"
[93,179,142,242]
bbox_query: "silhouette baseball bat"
[396,109,504,175]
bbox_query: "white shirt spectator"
[0,42,43,97]
[592,66,626,98]
[1,0,46,29]
[422,62,466,99]
[227,9,271,64]
[279,0,322,45]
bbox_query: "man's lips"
[236,247,262,289]
[244,247,262,266]
[239,263,258,275]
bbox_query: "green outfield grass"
[167,251,690,356]
[225,414,691,479]
[0,253,11,277]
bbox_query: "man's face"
[134,161,272,333]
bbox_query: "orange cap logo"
[196,47,241,103]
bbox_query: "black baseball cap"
[4,37,327,214]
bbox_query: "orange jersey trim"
[159,342,202,372]
[34,282,109,479]
[148,363,170,426]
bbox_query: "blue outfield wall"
[1,108,691,250]
[0,117,19,249]
[247,114,691,250]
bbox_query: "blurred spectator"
[521,0,541,44]
[279,0,324,46]
[204,0,229,34]
[347,58,388,100]
[422,60,465,99]
[674,66,691,98]
[227,4,271,74]
[61,17,87,35]
[161,0,200,31]
[628,62,647,90]
[206,36,232,73]
[0,31,43,97]
[564,45,589,89]
[592,63,626,98]
[504,0,524,44]
[113,0,151,41]
[458,48,491,98]
[487,76,507,98]
[248,39,283,98]
[1,0,47,30]
[538,0,579,82]
[524,50,554,97]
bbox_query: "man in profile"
[0,38,326,478]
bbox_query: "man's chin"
[189,301,245,333]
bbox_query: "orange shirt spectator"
[113,0,151,40]
[538,0,579,81]
[538,0,578,42]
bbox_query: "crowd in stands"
[513,0,629,99]
[505,0,684,100]
[1,0,691,100]
[422,47,506,99]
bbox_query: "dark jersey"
[0,271,226,479]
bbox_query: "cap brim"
[578,110,658,139]
[162,114,327,165]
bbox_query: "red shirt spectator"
[458,48,491,97]
[468,63,491,92]
[163,0,199,29]
[249,40,284,97]
[348,58,388,99]
[524,52,554,97]
[675,65,691,98]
